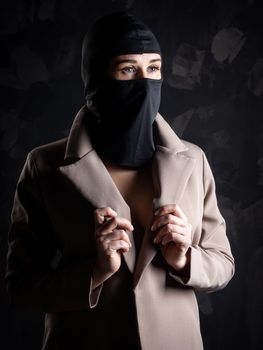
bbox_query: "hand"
[92,207,133,288]
[151,204,192,271]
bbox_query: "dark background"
[0,0,263,349]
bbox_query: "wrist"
[171,249,191,274]
[172,255,187,270]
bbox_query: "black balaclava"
[81,12,162,168]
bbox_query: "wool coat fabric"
[6,106,235,350]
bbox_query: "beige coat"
[6,106,234,350]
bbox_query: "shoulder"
[181,139,212,173]
[27,137,68,170]
[177,138,207,170]
[180,139,204,159]
[155,114,205,162]
[179,139,216,190]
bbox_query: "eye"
[147,65,161,72]
[120,66,137,74]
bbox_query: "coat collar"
[59,106,196,287]
[64,105,188,160]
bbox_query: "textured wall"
[1,0,262,349]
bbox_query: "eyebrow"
[114,58,162,65]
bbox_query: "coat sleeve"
[5,152,102,313]
[169,150,235,291]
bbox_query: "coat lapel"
[58,107,136,273]
[57,107,196,281]
[133,116,196,287]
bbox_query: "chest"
[106,164,154,231]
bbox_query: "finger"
[101,229,132,247]
[151,213,186,231]
[106,240,131,256]
[94,207,117,225]
[97,216,134,236]
[153,224,187,244]
[154,204,188,222]
[161,233,191,246]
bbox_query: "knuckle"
[94,208,100,215]
[166,229,172,237]
[168,214,174,222]
[111,216,118,226]
[95,207,106,215]
[171,232,177,240]
[102,206,111,213]
[119,229,126,239]
[123,241,129,249]
[123,218,130,228]
[94,211,100,221]
[167,223,173,232]
[95,207,114,220]
[119,240,125,248]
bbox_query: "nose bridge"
[138,65,147,78]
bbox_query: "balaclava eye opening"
[81,12,161,104]
[81,12,163,168]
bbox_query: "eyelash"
[120,65,161,74]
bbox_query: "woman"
[6,12,235,350]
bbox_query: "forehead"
[110,53,162,65]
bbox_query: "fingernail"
[130,225,134,231]
[151,225,154,231]
[98,215,104,224]
[154,209,159,216]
